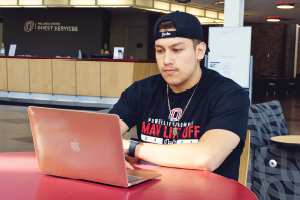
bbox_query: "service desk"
[0,56,159,108]
[0,152,257,200]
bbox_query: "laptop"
[28,106,161,188]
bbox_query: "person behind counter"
[104,50,111,55]
[108,11,250,181]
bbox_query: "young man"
[109,11,250,181]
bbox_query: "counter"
[0,56,159,108]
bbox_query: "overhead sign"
[24,21,79,32]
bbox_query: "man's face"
[155,29,205,92]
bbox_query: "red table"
[0,152,257,200]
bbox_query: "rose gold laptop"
[28,106,161,188]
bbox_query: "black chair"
[247,100,289,188]
[253,78,269,95]
[275,78,289,95]
[91,54,113,59]
[267,77,276,96]
[288,78,295,95]
[252,145,300,200]
[246,100,300,200]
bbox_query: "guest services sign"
[24,21,78,32]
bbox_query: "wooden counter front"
[0,58,7,91]
[76,61,100,97]
[101,62,149,98]
[1,57,159,99]
[7,58,30,92]
[149,63,160,77]
[29,59,52,94]
[52,59,76,95]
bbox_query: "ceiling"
[188,0,300,24]
[108,0,300,24]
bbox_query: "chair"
[275,78,289,95]
[288,78,295,95]
[253,78,269,95]
[252,145,300,200]
[267,77,276,96]
[247,100,289,189]
[238,130,250,186]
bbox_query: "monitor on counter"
[9,44,17,56]
[113,47,124,59]
[91,54,113,59]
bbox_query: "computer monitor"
[113,47,124,59]
[91,54,113,59]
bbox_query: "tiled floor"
[0,93,299,152]
[0,102,137,152]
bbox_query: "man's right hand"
[125,159,134,169]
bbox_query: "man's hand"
[125,160,134,169]
[119,120,240,172]
[122,139,129,155]
[133,129,240,172]
[122,139,134,169]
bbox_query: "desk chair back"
[251,145,300,200]
[238,130,250,186]
[247,100,288,188]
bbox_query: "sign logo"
[169,108,182,121]
[24,21,78,32]
[71,139,80,152]
[24,21,34,32]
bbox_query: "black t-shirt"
[109,66,250,181]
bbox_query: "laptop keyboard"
[127,175,144,182]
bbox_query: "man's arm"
[121,120,240,172]
[120,119,129,136]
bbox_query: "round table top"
[0,152,257,200]
[271,135,300,147]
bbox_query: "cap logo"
[161,32,171,37]
[157,31,176,39]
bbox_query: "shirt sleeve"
[108,83,138,130]
[204,86,250,148]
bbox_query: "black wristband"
[128,138,139,157]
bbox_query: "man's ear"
[196,42,206,61]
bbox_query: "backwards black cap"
[153,11,209,52]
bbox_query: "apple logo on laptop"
[71,139,80,152]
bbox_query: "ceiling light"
[0,0,17,5]
[218,13,224,19]
[175,0,191,3]
[22,6,46,7]
[170,4,185,12]
[267,16,280,22]
[214,19,224,23]
[70,0,95,5]
[186,7,204,16]
[206,10,218,18]
[145,8,171,13]
[97,0,134,6]
[100,6,130,8]
[198,17,214,23]
[154,1,170,11]
[277,2,294,9]
[0,6,21,7]
[73,6,99,7]
[44,0,68,5]
[19,0,42,5]
[213,1,224,4]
